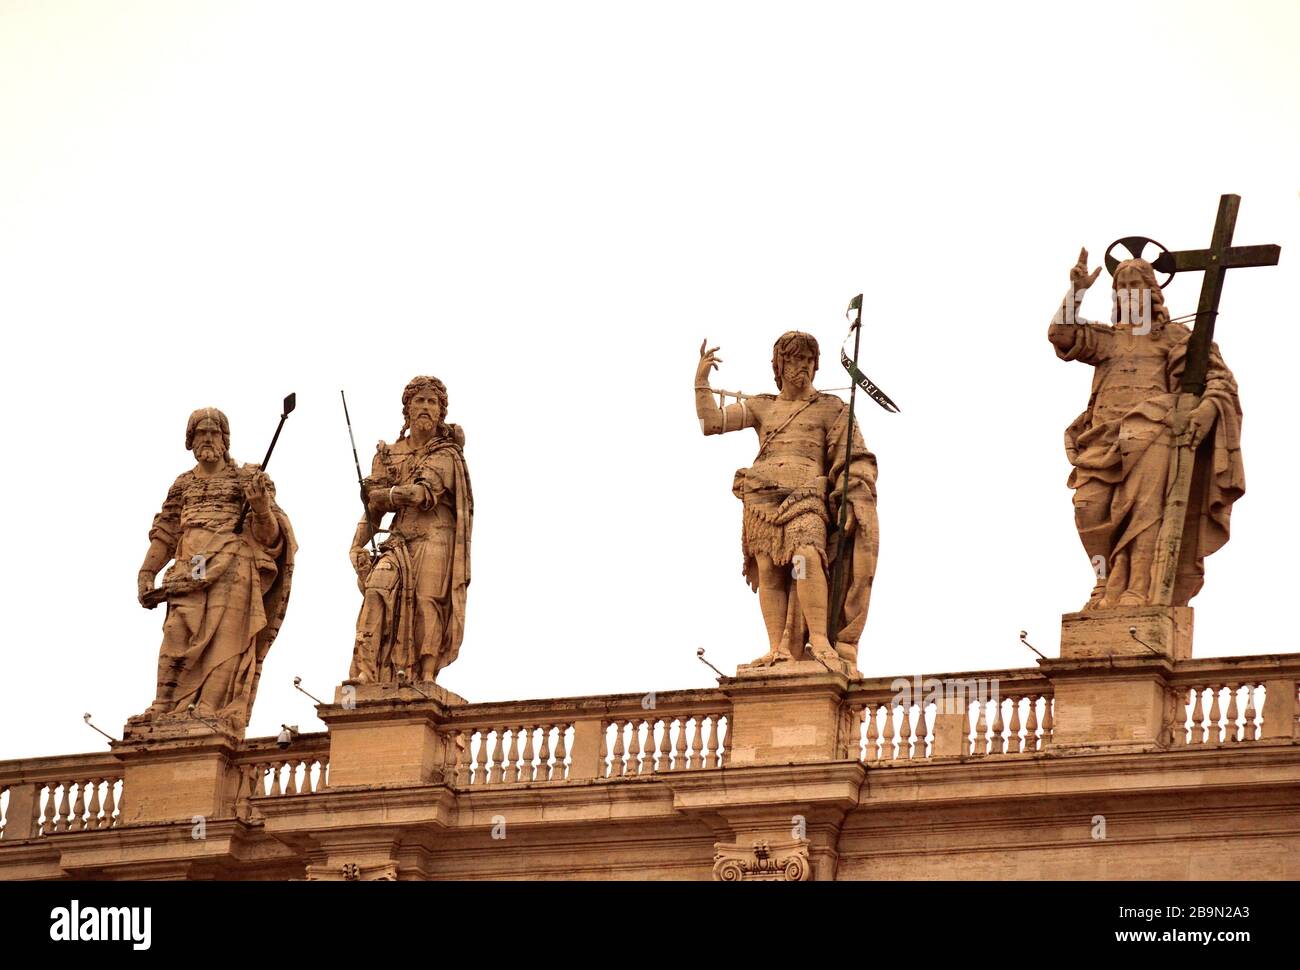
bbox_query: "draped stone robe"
[147,459,296,728]
[1050,318,1244,605]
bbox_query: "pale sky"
[1,1,1296,760]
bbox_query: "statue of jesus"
[1049,248,1245,609]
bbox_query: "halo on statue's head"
[1104,236,1175,290]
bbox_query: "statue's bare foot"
[835,642,863,679]
[808,637,841,668]
[1116,591,1146,607]
[752,648,796,667]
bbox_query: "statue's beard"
[194,444,222,462]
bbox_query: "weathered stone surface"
[349,376,472,686]
[696,334,878,674]
[132,407,296,737]
[1060,606,1193,660]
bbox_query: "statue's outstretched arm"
[694,339,758,435]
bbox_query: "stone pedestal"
[723,661,850,766]
[1040,656,1174,750]
[1060,606,1193,660]
[112,733,242,825]
[319,680,466,789]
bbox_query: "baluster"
[864,704,879,762]
[509,722,525,780]
[648,719,664,773]
[33,785,46,836]
[1244,685,1260,741]
[267,762,283,796]
[470,730,487,785]
[101,778,118,829]
[34,785,47,836]
[630,719,647,775]
[553,724,569,781]
[489,729,506,784]
[473,728,488,780]
[672,717,687,771]
[536,725,553,782]
[1024,695,1040,753]
[688,717,703,770]
[458,730,474,786]
[53,782,71,832]
[611,720,627,777]
[599,722,612,778]
[521,726,537,782]
[914,702,929,759]
[881,703,897,761]
[643,718,656,774]
[974,703,989,756]
[846,704,862,760]
[991,699,1006,755]
[1225,684,1241,743]
[67,781,85,832]
[705,716,721,769]
[891,702,907,761]
[85,778,103,829]
[1208,686,1223,744]
[501,728,517,784]
[1042,696,1054,746]
[1008,697,1023,753]
[719,716,729,766]
[80,779,96,830]
[1189,688,1205,744]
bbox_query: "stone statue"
[349,376,473,684]
[695,333,879,673]
[1049,248,1245,609]
[133,408,296,733]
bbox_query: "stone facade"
[2,636,1297,880]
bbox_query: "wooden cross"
[1155,194,1280,394]
[1149,194,1280,606]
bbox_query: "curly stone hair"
[771,331,820,391]
[398,376,449,440]
[185,407,232,462]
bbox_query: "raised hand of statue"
[1070,247,1102,292]
[242,466,273,515]
[696,339,722,386]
